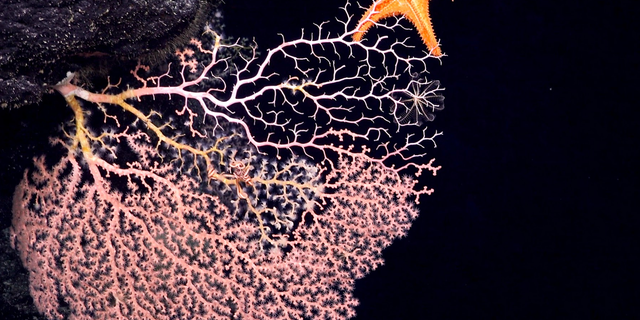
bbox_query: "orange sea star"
[353,0,445,57]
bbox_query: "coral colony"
[10,1,445,319]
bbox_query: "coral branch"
[10,2,444,319]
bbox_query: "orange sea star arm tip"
[352,0,444,57]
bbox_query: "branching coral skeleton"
[10,2,446,319]
[52,2,443,237]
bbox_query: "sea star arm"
[353,0,444,57]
